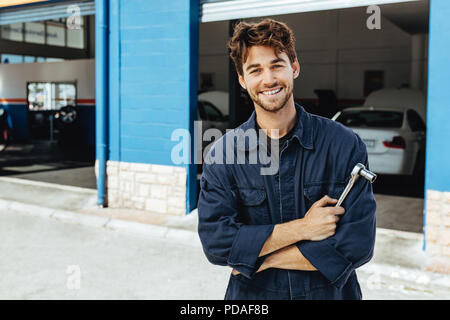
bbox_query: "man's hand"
[301,195,345,241]
[231,245,316,276]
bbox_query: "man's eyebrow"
[246,63,261,71]
[271,58,286,64]
[245,58,286,71]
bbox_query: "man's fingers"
[312,195,338,208]
[333,206,345,215]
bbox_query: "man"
[197,19,376,300]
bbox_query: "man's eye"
[250,69,260,74]
[273,65,283,69]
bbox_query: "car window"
[202,101,223,122]
[198,101,207,120]
[335,110,403,128]
[407,109,426,131]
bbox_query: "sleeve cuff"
[297,240,354,289]
[228,224,274,279]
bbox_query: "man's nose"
[261,69,277,87]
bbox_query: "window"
[24,22,45,44]
[336,110,404,128]
[46,57,64,62]
[24,56,36,63]
[0,54,64,64]
[1,54,23,64]
[1,23,24,41]
[67,16,85,49]
[1,17,86,49]
[407,109,426,132]
[202,101,223,121]
[27,82,76,111]
[46,20,66,46]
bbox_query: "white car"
[197,99,228,134]
[332,89,426,176]
[198,90,229,117]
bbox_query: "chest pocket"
[238,188,270,225]
[303,181,347,212]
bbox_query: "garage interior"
[0,4,96,189]
[198,0,430,233]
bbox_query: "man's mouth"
[260,88,282,96]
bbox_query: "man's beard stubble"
[248,84,293,114]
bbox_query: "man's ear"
[292,58,300,79]
[238,72,246,90]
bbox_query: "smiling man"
[197,19,376,300]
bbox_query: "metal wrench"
[336,163,377,207]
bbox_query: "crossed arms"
[232,195,345,275]
[198,137,376,287]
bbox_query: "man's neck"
[254,98,297,139]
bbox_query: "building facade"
[0,0,448,273]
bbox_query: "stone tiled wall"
[425,190,450,274]
[104,160,187,216]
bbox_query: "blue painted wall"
[425,0,450,192]
[108,0,199,211]
[1,105,28,141]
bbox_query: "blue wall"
[1,105,28,141]
[108,0,199,211]
[425,0,450,192]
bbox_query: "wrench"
[336,163,377,207]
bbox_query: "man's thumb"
[312,195,338,208]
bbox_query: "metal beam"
[200,0,422,23]
[0,38,88,58]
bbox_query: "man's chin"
[259,104,285,113]
[256,97,289,113]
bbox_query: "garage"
[197,0,430,233]
[0,0,96,189]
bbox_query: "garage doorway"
[0,2,96,189]
[198,0,429,233]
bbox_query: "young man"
[197,19,376,300]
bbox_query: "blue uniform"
[197,103,376,300]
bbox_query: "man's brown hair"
[228,18,297,76]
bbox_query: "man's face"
[238,45,300,113]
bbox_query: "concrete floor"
[374,194,424,233]
[0,141,96,189]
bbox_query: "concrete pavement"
[0,202,449,299]
[0,176,448,299]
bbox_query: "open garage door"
[198,0,430,234]
[0,0,94,25]
[200,0,422,22]
[0,0,96,189]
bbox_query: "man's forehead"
[243,46,289,66]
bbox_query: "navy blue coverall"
[197,104,377,300]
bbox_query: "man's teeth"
[261,88,282,95]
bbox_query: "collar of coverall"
[236,102,314,152]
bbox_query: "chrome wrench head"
[336,163,377,207]
[352,163,377,183]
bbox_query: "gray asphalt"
[1,208,448,300]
